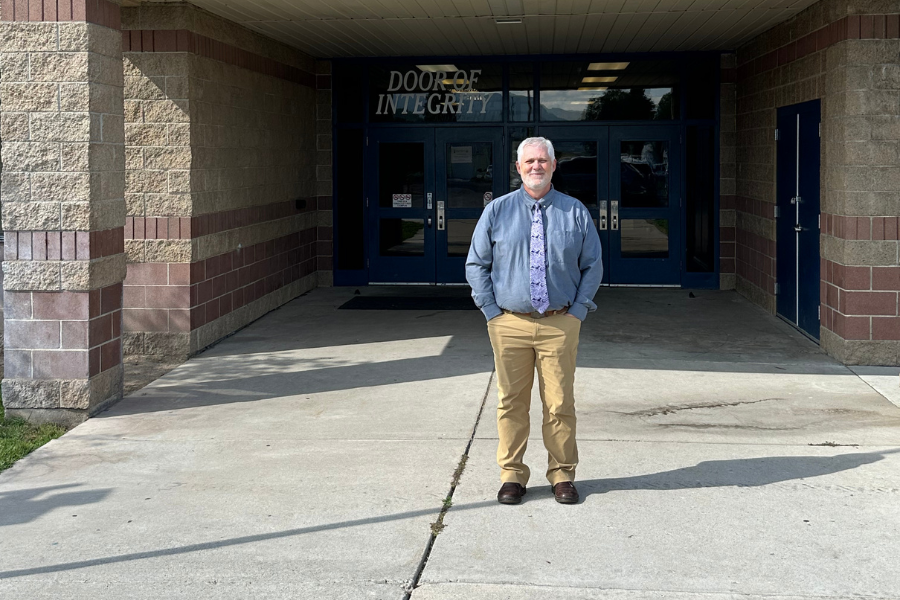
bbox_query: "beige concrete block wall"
[736,0,900,364]
[1,1,127,424]
[820,36,900,364]
[120,3,319,359]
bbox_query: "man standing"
[466,137,603,505]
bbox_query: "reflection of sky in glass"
[541,88,671,120]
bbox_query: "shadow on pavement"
[0,484,113,527]
[1,450,895,578]
[517,449,900,501]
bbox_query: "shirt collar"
[519,184,556,209]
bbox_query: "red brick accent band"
[4,228,124,261]
[122,229,316,334]
[734,196,775,220]
[0,0,120,28]
[4,283,122,379]
[738,14,900,78]
[735,228,775,295]
[122,263,190,333]
[189,230,316,328]
[125,199,314,240]
[122,29,315,88]
[126,217,191,241]
[821,258,900,340]
[821,214,900,241]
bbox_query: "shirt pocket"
[548,230,583,266]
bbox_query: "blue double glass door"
[367,125,681,285]
[367,128,504,283]
[540,125,682,285]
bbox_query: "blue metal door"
[776,100,821,339]
[435,128,504,283]
[367,129,435,283]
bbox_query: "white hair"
[516,137,555,163]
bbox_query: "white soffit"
[182,0,821,58]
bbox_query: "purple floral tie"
[530,203,550,314]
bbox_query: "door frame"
[537,125,610,284]
[776,99,821,340]
[366,128,436,283]
[608,124,682,285]
[434,127,505,284]
[538,124,682,285]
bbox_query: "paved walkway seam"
[403,369,495,600]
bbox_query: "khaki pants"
[487,312,581,486]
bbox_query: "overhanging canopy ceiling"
[181,0,819,58]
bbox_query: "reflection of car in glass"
[475,165,493,181]
[621,156,667,206]
[621,160,653,198]
[554,156,596,200]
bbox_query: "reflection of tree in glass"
[401,220,424,241]
[584,88,655,120]
[651,219,669,235]
[655,92,674,120]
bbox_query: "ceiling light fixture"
[495,18,523,24]
[417,64,458,72]
[588,62,629,70]
[582,76,617,83]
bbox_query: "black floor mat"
[338,296,477,310]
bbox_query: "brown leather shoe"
[497,482,526,504]
[553,481,579,504]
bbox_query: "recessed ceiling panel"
[178,0,820,58]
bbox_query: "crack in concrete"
[620,398,782,418]
[402,369,494,600]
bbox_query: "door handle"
[611,200,619,231]
[599,201,607,230]
[794,224,803,232]
[437,201,445,231]
[427,217,432,227]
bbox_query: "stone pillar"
[1,0,126,424]
[820,27,900,365]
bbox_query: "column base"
[2,365,124,426]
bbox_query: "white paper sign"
[392,193,412,208]
[451,146,473,164]
[483,192,493,206]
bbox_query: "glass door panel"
[619,140,669,208]
[367,129,435,283]
[436,128,503,283]
[536,126,608,284]
[609,126,681,284]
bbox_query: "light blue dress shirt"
[466,185,603,321]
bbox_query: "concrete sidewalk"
[1,287,899,599]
